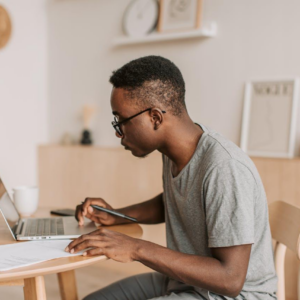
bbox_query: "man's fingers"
[71,240,100,253]
[65,234,104,253]
[85,213,102,224]
[82,198,111,215]
[82,199,92,216]
[86,207,109,220]
[85,210,103,223]
[79,198,114,226]
[66,228,107,251]
[66,234,90,251]
[75,205,84,226]
[83,248,104,257]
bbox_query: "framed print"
[157,0,202,32]
[240,78,300,158]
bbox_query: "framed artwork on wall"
[240,78,300,158]
[157,0,202,32]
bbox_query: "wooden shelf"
[113,22,217,46]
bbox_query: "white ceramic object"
[123,0,158,37]
[13,186,39,216]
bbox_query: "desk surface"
[0,207,143,282]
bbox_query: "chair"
[269,201,300,300]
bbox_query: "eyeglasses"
[111,107,166,136]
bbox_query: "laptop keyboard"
[24,218,64,236]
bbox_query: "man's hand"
[65,228,140,263]
[76,198,117,226]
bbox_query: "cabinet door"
[38,146,163,209]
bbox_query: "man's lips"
[121,143,129,150]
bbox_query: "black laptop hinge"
[14,220,24,236]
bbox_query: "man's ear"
[150,108,164,130]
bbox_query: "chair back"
[269,201,300,300]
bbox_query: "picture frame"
[157,0,202,33]
[240,78,300,158]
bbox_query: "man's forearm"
[117,193,165,224]
[133,240,243,298]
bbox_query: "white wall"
[0,0,48,190]
[2,0,300,188]
[48,0,300,150]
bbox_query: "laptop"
[0,177,97,240]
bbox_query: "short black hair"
[109,56,186,116]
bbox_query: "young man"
[66,56,277,299]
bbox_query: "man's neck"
[159,116,203,177]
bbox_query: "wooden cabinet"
[252,157,300,207]
[38,145,163,209]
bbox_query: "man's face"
[110,88,160,158]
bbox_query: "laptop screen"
[0,177,20,234]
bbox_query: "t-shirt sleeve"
[204,159,256,248]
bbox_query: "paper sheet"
[0,240,86,271]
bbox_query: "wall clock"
[0,5,12,49]
[123,0,159,37]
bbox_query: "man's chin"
[129,148,149,159]
[132,152,148,159]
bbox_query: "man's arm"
[66,228,251,298]
[134,240,252,297]
[117,193,165,224]
[76,193,164,225]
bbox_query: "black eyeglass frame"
[111,107,166,136]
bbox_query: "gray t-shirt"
[162,124,277,300]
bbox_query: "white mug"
[12,186,39,216]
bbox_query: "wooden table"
[0,207,143,300]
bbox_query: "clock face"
[123,0,159,37]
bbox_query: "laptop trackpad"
[64,217,97,236]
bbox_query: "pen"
[81,202,138,223]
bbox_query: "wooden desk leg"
[24,276,47,300]
[57,270,78,300]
